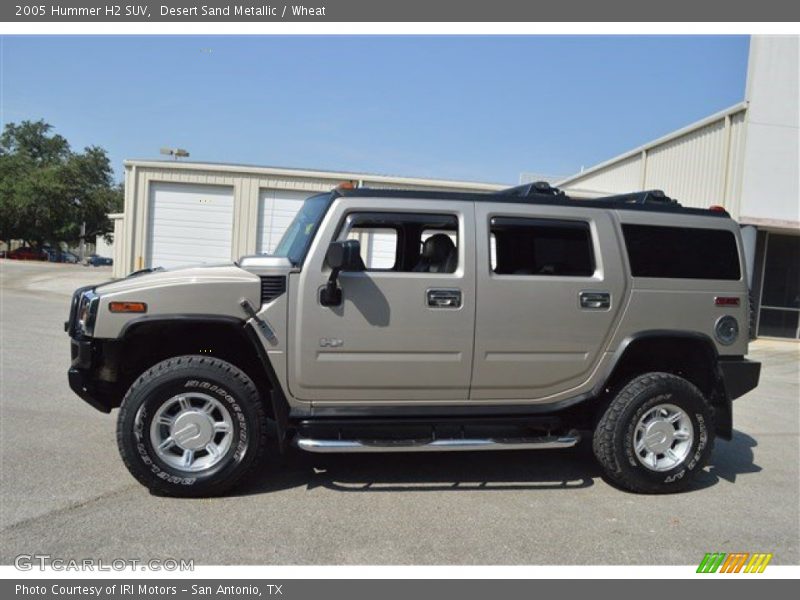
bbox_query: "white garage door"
[347,228,398,269]
[257,189,312,253]
[148,182,234,269]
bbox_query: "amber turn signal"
[109,301,147,313]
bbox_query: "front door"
[290,198,476,402]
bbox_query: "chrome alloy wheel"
[149,393,234,472]
[633,403,694,472]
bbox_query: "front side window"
[347,227,398,269]
[339,212,459,273]
[490,217,595,276]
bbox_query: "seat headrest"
[421,234,456,262]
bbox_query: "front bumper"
[68,337,116,413]
[719,357,761,401]
[66,286,115,413]
[71,337,93,370]
[68,366,111,413]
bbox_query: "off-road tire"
[593,372,715,494]
[117,355,268,497]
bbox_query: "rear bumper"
[719,358,761,401]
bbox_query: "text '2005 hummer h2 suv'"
[66,182,761,496]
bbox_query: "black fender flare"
[597,330,731,440]
[118,314,291,451]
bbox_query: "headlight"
[77,291,99,336]
[714,315,739,346]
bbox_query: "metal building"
[112,162,503,279]
[112,36,797,340]
[556,35,799,340]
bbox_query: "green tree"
[0,120,123,252]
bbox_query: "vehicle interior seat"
[413,234,457,273]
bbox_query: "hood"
[238,254,294,270]
[96,263,260,295]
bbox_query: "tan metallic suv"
[66,182,761,496]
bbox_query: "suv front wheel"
[593,372,715,493]
[117,355,268,497]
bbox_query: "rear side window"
[622,224,740,280]
[490,217,595,276]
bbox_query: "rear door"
[470,203,626,400]
[290,198,476,402]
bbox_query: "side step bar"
[295,432,580,454]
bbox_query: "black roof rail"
[598,190,680,206]
[500,181,565,197]
[498,183,682,208]
[334,186,729,217]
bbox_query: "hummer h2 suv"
[66,182,761,496]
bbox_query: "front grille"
[260,276,287,304]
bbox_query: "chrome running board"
[295,432,580,453]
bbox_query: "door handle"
[579,291,611,310]
[427,289,462,308]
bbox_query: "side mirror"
[320,240,361,306]
[325,239,362,271]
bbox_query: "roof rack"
[500,182,680,208]
[334,186,728,217]
[598,190,681,207]
[500,181,565,197]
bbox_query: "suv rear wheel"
[117,355,268,497]
[593,372,715,493]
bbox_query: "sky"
[1,35,750,185]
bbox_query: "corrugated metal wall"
[110,214,124,270]
[562,154,643,195]
[725,110,748,219]
[115,162,504,278]
[644,118,728,208]
[558,104,748,214]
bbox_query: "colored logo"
[697,552,773,573]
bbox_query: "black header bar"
[3,0,799,23]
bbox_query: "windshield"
[272,193,333,265]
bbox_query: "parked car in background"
[85,254,113,267]
[7,246,48,261]
[43,247,80,263]
[61,251,80,264]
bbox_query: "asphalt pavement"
[1,259,798,565]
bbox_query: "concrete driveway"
[1,260,797,565]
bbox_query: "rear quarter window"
[622,224,741,280]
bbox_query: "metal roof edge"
[121,159,508,191]
[556,101,749,187]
